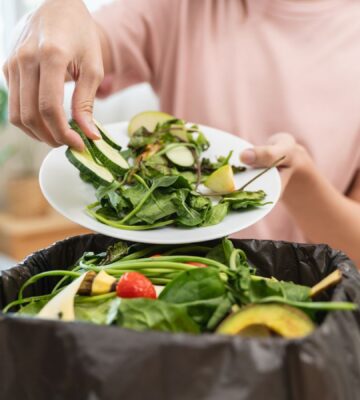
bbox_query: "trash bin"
[0,234,359,400]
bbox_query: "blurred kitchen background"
[0,0,158,268]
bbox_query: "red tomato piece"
[116,272,157,299]
[150,254,162,258]
[186,261,208,268]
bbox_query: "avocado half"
[216,304,315,339]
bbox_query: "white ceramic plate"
[39,122,281,244]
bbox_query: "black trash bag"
[0,234,359,400]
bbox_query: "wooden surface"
[0,211,91,261]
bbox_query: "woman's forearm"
[283,157,360,265]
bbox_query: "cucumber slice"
[128,111,174,135]
[69,119,97,160]
[66,147,114,186]
[91,139,129,175]
[165,145,195,167]
[94,119,122,151]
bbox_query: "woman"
[3,0,360,264]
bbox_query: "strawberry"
[116,272,157,299]
[186,261,208,268]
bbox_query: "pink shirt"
[95,0,360,242]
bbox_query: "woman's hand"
[240,133,312,192]
[2,0,106,149]
[241,133,360,264]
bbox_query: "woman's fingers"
[240,133,296,168]
[71,61,104,141]
[18,49,61,147]
[5,57,39,141]
[239,133,309,192]
[38,49,84,150]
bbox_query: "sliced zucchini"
[70,119,128,175]
[66,147,114,186]
[91,139,129,175]
[128,111,174,135]
[69,119,97,160]
[94,119,122,151]
[165,145,195,167]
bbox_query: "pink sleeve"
[93,0,176,97]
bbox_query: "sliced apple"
[128,111,174,135]
[38,273,87,321]
[216,304,315,338]
[205,165,236,193]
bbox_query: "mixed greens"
[3,239,356,338]
[66,111,270,230]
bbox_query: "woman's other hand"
[240,133,312,192]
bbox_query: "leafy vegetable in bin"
[65,111,273,230]
[3,238,357,338]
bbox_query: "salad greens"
[3,238,356,338]
[66,112,271,230]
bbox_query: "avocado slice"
[216,304,315,338]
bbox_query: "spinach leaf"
[202,203,229,227]
[152,175,180,189]
[223,190,268,210]
[75,297,120,325]
[249,278,311,303]
[159,268,227,329]
[160,267,226,303]
[134,191,178,224]
[96,182,129,214]
[118,298,200,334]
[176,171,198,184]
[172,190,205,227]
[188,193,211,211]
[122,183,148,207]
